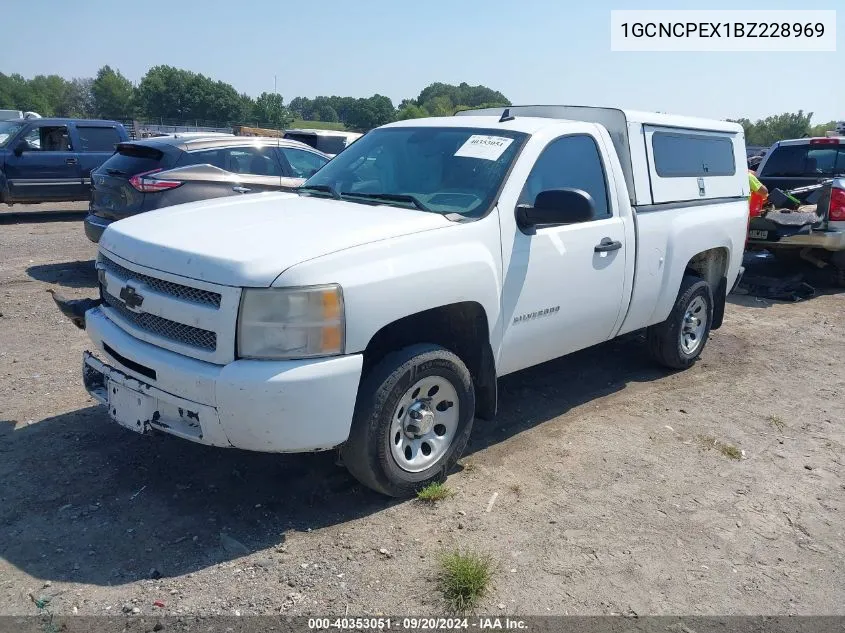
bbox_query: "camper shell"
[457,105,747,206]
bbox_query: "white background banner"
[610,10,837,52]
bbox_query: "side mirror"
[13,140,28,156]
[516,188,595,231]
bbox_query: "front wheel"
[647,275,713,369]
[341,344,475,497]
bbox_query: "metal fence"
[118,118,286,139]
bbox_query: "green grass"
[417,481,455,502]
[289,119,348,131]
[439,550,494,612]
[717,442,742,460]
[697,435,742,460]
[768,415,787,432]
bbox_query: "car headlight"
[237,285,344,360]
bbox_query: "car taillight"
[829,187,845,222]
[810,138,839,145]
[129,168,182,193]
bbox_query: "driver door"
[5,123,82,202]
[497,133,628,375]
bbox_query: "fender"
[274,215,503,359]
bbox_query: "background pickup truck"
[66,105,748,497]
[750,137,845,284]
[0,117,128,204]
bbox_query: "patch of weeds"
[697,434,716,449]
[460,460,476,473]
[697,435,742,460]
[417,481,455,503]
[717,442,742,460]
[439,550,494,612]
[768,415,786,432]
[28,594,58,633]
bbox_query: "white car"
[0,109,40,120]
[71,105,748,496]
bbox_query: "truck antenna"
[499,108,515,123]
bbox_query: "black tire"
[341,344,475,497]
[647,275,713,370]
[831,251,845,288]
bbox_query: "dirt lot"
[1,206,843,617]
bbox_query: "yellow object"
[321,288,342,320]
[748,171,763,194]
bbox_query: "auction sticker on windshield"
[455,135,514,161]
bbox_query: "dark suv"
[84,135,330,242]
[757,137,845,191]
[0,118,128,204]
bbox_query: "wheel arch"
[360,301,497,421]
[684,247,729,329]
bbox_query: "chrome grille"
[103,290,217,351]
[100,255,221,308]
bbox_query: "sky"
[1,0,841,124]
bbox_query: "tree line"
[0,66,510,131]
[729,111,838,146]
[2,65,837,140]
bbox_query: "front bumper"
[83,307,363,452]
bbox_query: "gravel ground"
[1,208,843,617]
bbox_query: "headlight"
[237,285,344,360]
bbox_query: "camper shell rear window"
[652,132,736,178]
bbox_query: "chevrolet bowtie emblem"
[119,284,144,310]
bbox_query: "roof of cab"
[382,115,563,135]
[772,136,844,146]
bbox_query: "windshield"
[301,126,527,216]
[0,121,25,148]
[761,144,845,177]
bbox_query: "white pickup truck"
[69,105,749,496]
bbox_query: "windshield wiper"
[298,184,341,200]
[340,192,431,212]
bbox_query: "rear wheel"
[831,251,845,288]
[341,344,475,497]
[647,275,713,369]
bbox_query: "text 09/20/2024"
[308,618,528,630]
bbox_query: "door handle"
[594,238,622,253]
[66,158,78,165]
[232,186,251,193]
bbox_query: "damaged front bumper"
[82,307,364,453]
[84,351,224,445]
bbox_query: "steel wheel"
[388,374,460,473]
[681,295,708,355]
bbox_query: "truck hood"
[99,192,451,286]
